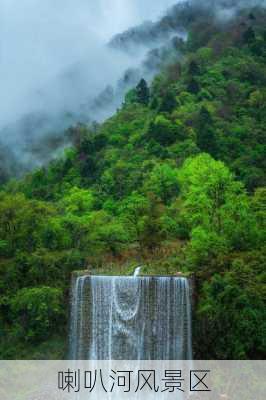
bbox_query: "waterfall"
[133,266,142,277]
[69,275,192,360]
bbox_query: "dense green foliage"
[0,5,265,359]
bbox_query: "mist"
[1,1,178,125]
[0,0,180,174]
[1,0,265,176]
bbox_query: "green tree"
[188,60,200,76]
[147,115,178,146]
[0,193,56,255]
[10,287,64,342]
[187,78,200,94]
[119,192,165,251]
[159,90,177,112]
[243,27,256,45]
[196,106,217,156]
[196,262,266,358]
[136,79,150,105]
[118,193,149,245]
[143,163,180,204]
[59,187,94,216]
[179,154,256,266]
[124,88,138,105]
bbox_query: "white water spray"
[133,266,142,277]
[69,275,192,360]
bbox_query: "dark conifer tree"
[136,79,150,105]
[159,91,177,113]
[188,60,200,76]
[196,106,217,156]
[188,78,200,94]
[243,27,256,44]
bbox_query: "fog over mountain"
[1,0,178,124]
[0,0,180,174]
[0,0,265,176]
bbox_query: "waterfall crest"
[69,275,192,360]
[133,266,142,277]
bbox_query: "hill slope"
[0,1,265,359]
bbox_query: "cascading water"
[133,266,142,277]
[69,275,192,360]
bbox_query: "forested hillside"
[0,3,265,359]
